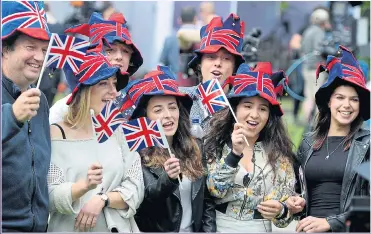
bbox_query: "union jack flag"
[1,1,49,38]
[89,12,131,45]
[200,28,240,51]
[341,63,365,86]
[196,79,228,116]
[233,72,277,100]
[46,34,90,74]
[122,117,165,152]
[127,74,178,104]
[199,14,243,52]
[77,52,111,82]
[92,101,125,143]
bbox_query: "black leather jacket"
[134,144,216,232]
[294,128,370,232]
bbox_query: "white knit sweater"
[47,129,144,232]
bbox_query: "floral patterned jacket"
[206,142,296,228]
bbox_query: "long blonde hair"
[64,86,92,128]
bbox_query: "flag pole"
[36,33,55,89]
[215,80,250,147]
[156,119,183,189]
[90,109,104,192]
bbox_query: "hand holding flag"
[122,117,183,187]
[196,79,228,117]
[196,78,249,146]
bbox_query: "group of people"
[2,1,369,233]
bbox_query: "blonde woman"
[47,52,143,232]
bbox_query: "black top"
[305,136,349,218]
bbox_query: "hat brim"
[315,77,370,120]
[65,68,127,92]
[188,45,245,71]
[65,23,143,77]
[130,92,193,120]
[228,91,284,116]
[66,66,119,105]
[2,28,50,41]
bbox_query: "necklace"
[325,137,346,160]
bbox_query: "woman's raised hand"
[85,163,103,190]
[164,157,181,179]
[231,123,248,156]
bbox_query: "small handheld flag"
[91,101,126,143]
[122,117,165,152]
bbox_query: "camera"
[346,196,370,232]
[241,28,262,64]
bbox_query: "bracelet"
[276,202,288,219]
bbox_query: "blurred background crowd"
[41,1,370,152]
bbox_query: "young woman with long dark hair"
[286,46,370,233]
[123,66,216,232]
[204,63,297,232]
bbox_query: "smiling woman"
[287,46,370,233]
[47,51,144,233]
[122,65,216,232]
[204,62,297,233]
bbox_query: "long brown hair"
[312,82,364,151]
[136,97,204,180]
[204,99,295,175]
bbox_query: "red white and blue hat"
[315,45,370,120]
[65,12,143,77]
[2,1,50,41]
[188,13,245,71]
[123,66,193,119]
[66,51,119,105]
[227,62,288,116]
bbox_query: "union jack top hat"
[123,66,193,119]
[188,13,245,72]
[2,1,51,41]
[65,12,143,78]
[66,51,119,105]
[315,45,370,120]
[227,62,288,116]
